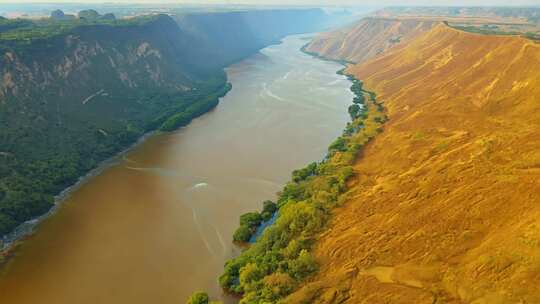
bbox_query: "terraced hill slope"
[288,23,540,303]
[304,17,437,64]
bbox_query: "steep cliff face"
[0,15,197,103]
[0,9,327,238]
[304,17,437,64]
[288,24,540,303]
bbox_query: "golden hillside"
[305,17,437,63]
[288,24,540,303]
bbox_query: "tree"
[263,200,277,213]
[328,137,347,152]
[0,213,16,235]
[261,200,277,221]
[50,10,65,20]
[288,250,318,280]
[353,94,365,104]
[187,292,209,304]
[292,162,317,182]
[239,263,264,293]
[78,9,100,20]
[101,13,116,21]
[348,104,361,120]
[233,225,252,243]
[240,212,262,227]
[263,272,297,298]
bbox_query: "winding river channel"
[0,34,353,303]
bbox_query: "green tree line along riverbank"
[0,75,230,244]
[189,72,388,304]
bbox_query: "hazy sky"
[3,0,540,5]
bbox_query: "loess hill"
[304,17,437,64]
[288,23,540,303]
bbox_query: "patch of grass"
[413,131,427,141]
[434,140,450,153]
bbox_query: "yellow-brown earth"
[288,24,540,303]
[305,17,437,64]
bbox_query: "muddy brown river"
[0,34,352,303]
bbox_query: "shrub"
[263,272,297,298]
[292,162,317,182]
[239,263,264,292]
[287,250,318,280]
[240,212,262,227]
[187,292,209,304]
[328,137,347,152]
[348,104,361,120]
[233,225,253,243]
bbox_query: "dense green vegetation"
[233,201,278,243]
[0,13,157,45]
[160,83,231,132]
[445,22,540,41]
[0,18,33,33]
[187,292,209,304]
[0,76,230,237]
[198,74,388,303]
[450,24,521,36]
[524,32,540,41]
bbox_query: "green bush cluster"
[187,292,209,304]
[292,162,317,183]
[348,104,361,120]
[233,200,278,243]
[160,83,231,132]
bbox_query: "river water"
[0,34,352,303]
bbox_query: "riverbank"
[300,43,356,66]
[0,130,155,262]
[203,55,388,302]
[0,81,233,266]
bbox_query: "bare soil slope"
[288,24,540,303]
[305,17,437,64]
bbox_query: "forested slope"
[0,9,327,239]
